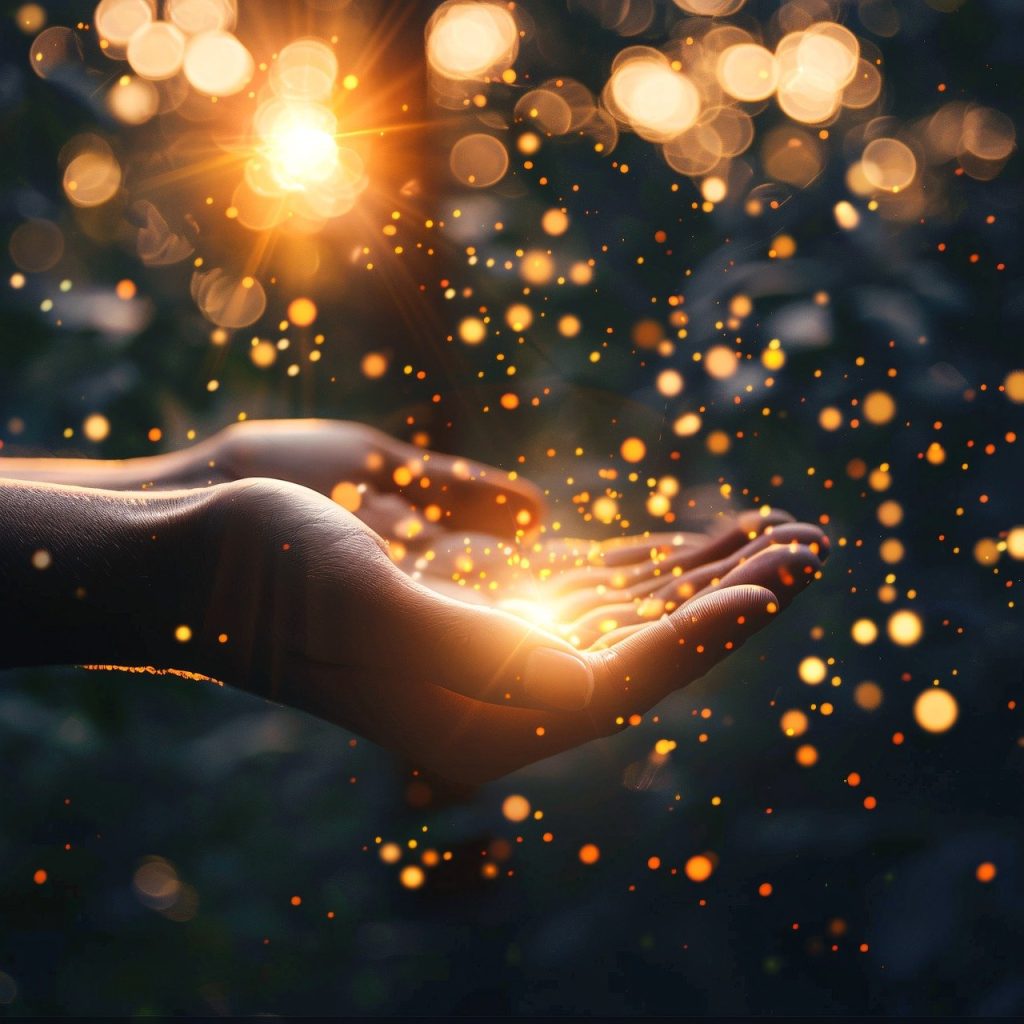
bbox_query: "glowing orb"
[183,29,253,96]
[426,1,519,81]
[913,688,958,733]
[257,101,339,192]
[607,56,700,141]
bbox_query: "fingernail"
[523,648,594,711]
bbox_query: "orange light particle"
[758,882,773,897]
[976,862,997,883]
[684,854,715,883]
[115,279,136,300]
[579,843,601,865]
[290,895,302,906]
[33,869,48,885]
[647,856,661,870]
[795,743,819,767]
[287,297,317,327]
[620,437,647,463]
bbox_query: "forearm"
[0,442,221,491]
[0,479,216,672]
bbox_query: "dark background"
[1,0,1022,1015]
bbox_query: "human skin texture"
[0,421,827,782]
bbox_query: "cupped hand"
[199,419,544,543]
[185,478,825,783]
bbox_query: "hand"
[180,478,826,783]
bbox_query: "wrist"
[0,480,220,673]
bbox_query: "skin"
[0,419,827,783]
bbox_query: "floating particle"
[799,656,827,685]
[656,369,684,397]
[166,0,237,35]
[174,624,192,643]
[558,314,581,337]
[578,843,600,865]
[861,138,918,193]
[717,43,778,102]
[82,413,110,442]
[330,481,362,513]
[914,688,958,733]
[704,345,738,379]
[450,133,509,188]
[31,549,52,570]
[379,842,401,864]
[1006,527,1024,559]
[399,865,425,889]
[541,209,570,236]
[862,390,897,425]
[287,297,318,327]
[458,316,487,345]
[834,200,860,229]
[851,619,878,645]
[780,709,809,737]
[127,20,186,81]
[505,304,533,331]
[426,1,518,81]
[795,743,819,767]
[502,794,531,822]
[673,413,702,437]
[606,53,700,142]
[976,862,997,883]
[520,251,555,286]
[1004,371,1024,403]
[887,609,923,646]
[361,351,388,378]
[620,437,646,463]
[183,29,253,96]
[684,854,715,883]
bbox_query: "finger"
[648,524,828,607]
[587,584,783,715]
[358,429,547,539]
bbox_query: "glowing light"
[83,413,111,442]
[976,862,997,883]
[95,0,154,50]
[913,688,958,733]
[270,38,338,102]
[854,681,883,710]
[851,619,878,645]
[578,843,601,865]
[426,1,519,82]
[450,133,509,188]
[717,43,778,102]
[887,609,923,646]
[795,743,819,767]
[125,20,186,81]
[182,29,253,96]
[541,208,570,236]
[458,317,487,344]
[287,297,317,326]
[607,55,700,141]
[862,390,897,425]
[502,795,531,822]
[684,854,715,882]
[258,102,340,191]
[166,0,236,35]
[399,865,425,889]
[861,138,917,193]
[798,656,827,685]
[780,709,809,737]
[63,151,122,208]
[620,437,646,463]
[108,75,159,124]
